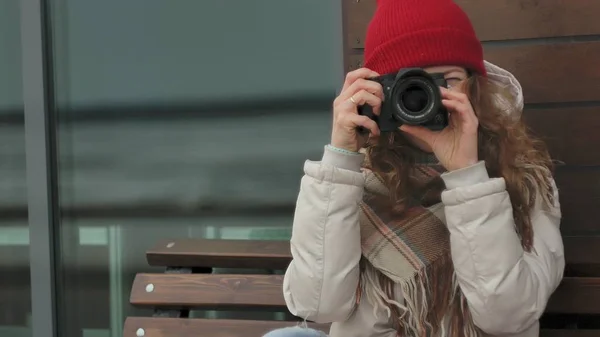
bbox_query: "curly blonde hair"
[365,73,555,251]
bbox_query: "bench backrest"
[124,237,600,336]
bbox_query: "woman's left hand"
[400,87,479,171]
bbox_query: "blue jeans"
[262,326,327,337]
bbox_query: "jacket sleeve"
[440,161,565,335]
[283,145,365,323]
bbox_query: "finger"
[443,99,470,124]
[442,99,465,115]
[346,114,380,136]
[442,99,476,121]
[339,78,384,102]
[342,68,381,92]
[440,87,469,103]
[399,124,437,147]
[343,90,382,115]
[368,131,379,142]
[443,99,478,132]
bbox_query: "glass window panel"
[48,0,340,336]
[0,1,30,336]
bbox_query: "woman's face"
[401,65,469,153]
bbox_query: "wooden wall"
[342,0,600,330]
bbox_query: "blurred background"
[0,0,343,336]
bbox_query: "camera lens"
[389,68,446,127]
[400,85,429,114]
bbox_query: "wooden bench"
[123,239,325,337]
[123,237,600,337]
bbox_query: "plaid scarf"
[358,164,480,337]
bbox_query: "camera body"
[358,68,449,132]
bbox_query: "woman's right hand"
[331,68,384,152]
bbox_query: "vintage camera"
[358,68,449,132]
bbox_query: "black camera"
[358,68,449,132]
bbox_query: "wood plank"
[123,317,597,337]
[563,236,600,277]
[541,331,600,337]
[145,233,600,272]
[555,168,600,233]
[345,0,600,49]
[130,274,287,309]
[346,41,600,104]
[563,237,600,266]
[131,273,600,316]
[483,42,600,104]
[123,317,329,337]
[525,107,600,167]
[147,239,291,269]
[546,277,600,314]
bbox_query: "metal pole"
[20,0,59,336]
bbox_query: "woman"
[267,0,564,336]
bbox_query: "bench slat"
[563,236,600,265]
[146,237,600,273]
[147,239,291,269]
[130,274,286,309]
[123,317,600,337]
[540,331,600,337]
[132,273,600,315]
[546,277,600,314]
[124,317,596,337]
[124,317,328,337]
[563,236,600,277]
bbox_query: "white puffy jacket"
[282,62,565,337]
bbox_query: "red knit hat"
[364,0,486,76]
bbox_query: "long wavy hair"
[365,73,556,251]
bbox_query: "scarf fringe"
[360,255,481,337]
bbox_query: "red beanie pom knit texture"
[363,0,486,76]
